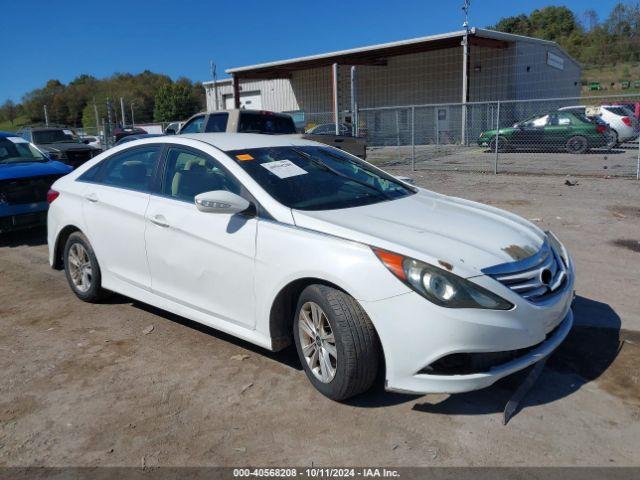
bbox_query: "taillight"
[47,189,60,204]
[622,116,632,127]
[596,124,607,133]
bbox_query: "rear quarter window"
[238,113,296,134]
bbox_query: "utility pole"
[461,0,471,145]
[130,102,135,127]
[93,98,100,133]
[43,105,49,126]
[210,60,219,110]
[120,97,126,127]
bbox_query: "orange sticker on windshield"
[236,154,254,161]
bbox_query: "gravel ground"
[0,171,639,467]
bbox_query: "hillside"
[581,62,640,97]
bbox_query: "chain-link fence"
[358,94,640,179]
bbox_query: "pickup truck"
[173,110,367,159]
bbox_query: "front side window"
[163,147,241,202]
[226,146,414,211]
[205,113,229,132]
[0,138,47,164]
[97,146,161,192]
[180,115,205,134]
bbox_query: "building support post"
[332,63,340,135]
[494,101,500,175]
[350,66,358,137]
[461,31,469,146]
[411,106,416,171]
[232,75,241,109]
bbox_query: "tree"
[1,100,18,125]
[153,82,199,122]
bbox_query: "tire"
[293,284,380,401]
[489,136,508,152]
[605,129,618,149]
[63,232,110,303]
[566,135,589,154]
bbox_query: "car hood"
[481,127,516,137]
[38,142,96,151]
[0,160,72,181]
[291,189,546,278]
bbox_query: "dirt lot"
[1,171,639,467]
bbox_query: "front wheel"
[293,285,380,401]
[566,135,589,154]
[489,136,508,152]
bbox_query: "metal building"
[204,28,581,143]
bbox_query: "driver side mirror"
[195,190,250,215]
[165,128,176,135]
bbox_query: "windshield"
[605,106,632,117]
[32,130,76,144]
[238,112,296,134]
[226,146,415,211]
[0,138,48,164]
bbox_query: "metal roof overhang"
[227,29,510,80]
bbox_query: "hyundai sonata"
[48,133,574,400]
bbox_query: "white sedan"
[47,133,575,400]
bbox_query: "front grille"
[419,321,564,376]
[66,149,92,166]
[0,175,62,206]
[485,239,568,303]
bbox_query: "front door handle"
[84,193,98,203]
[149,214,170,228]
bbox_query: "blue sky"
[0,0,622,102]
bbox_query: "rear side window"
[180,115,206,134]
[238,112,296,134]
[93,146,161,192]
[205,113,229,132]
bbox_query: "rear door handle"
[84,193,98,203]
[149,214,170,228]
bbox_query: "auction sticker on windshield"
[260,160,308,179]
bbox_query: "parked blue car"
[0,132,73,233]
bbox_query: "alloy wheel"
[67,243,93,293]
[298,301,337,383]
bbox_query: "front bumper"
[361,269,574,395]
[0,203,48,233]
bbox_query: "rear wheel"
[566,135,589,154]
[63,232,110,303]
[293,284,380,401]
[605,129,618,149]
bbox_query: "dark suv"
[18,127,101,169]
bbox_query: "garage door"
[224,91,262,110]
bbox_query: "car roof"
[0,131,20,138]
[179,132,317,151]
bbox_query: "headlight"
[372,248,513,310]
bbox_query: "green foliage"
[490,2,640,66]
[153,79,202,122]
[10,70,205,129]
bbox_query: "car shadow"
[0,226,48,247]
[127,298,303,371]
[113,293,622,412]
[410,295,622,417]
